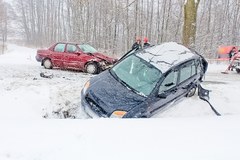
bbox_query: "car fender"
[37,50,51,61]
[123,101,149,118]
[41,57,52,66]
[85,59,100,66]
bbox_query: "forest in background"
[1,0,240,58]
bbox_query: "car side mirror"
[76,51,81,56]
[158,92,167,99]
[86,52,93,56]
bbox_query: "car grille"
[85,94,108,117]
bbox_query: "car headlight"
[113,59,118,64]
[110,111,127,118]
[82,81,90,94]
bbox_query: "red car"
[36,42,117,74]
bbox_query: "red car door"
[51,43,66,68]
[63,44,86,70]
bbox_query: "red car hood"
[93,52,117,64]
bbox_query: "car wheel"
[186,87,197,97]
[43,59,53,69]
[85,62,98,74]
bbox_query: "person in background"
[131,37,142,50]
[223,49,240,73]
[228,46,238,59]
[143,37,151,48]
[222,47,240,74]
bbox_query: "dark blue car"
[81,42,208,118]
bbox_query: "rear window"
[54,43,65,52]
[179,61,196,83]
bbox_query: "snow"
[1,44,240,160]
[137,42,194,72]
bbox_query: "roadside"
[1,44,240,120]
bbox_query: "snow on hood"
[136,42,195,73]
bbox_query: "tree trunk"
[182,0,200,48]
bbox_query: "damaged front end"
[98,59,117,71]
[198,84,210,101]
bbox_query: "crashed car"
[81,42,208,118]
[36,42,117,74]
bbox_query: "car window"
[54,43,65,52]
[111,54,162,96]
[66,44,77,53]
[78,44,97,53]
[159,70,179,93]
[196,60,202,74]
[179,61,196,83]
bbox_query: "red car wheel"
[85,62,98,74]
[43,59,53,69]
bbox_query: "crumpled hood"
[93,52,116,64]
[86,71,146,115]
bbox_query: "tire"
[43,59,53,69]
[85,62,98,74]
[186,87,197,97]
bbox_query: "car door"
[148,60,197,115]
[177,60,198,96]
[148,69,180,115]
[51,43,66,68]
[63,44,84,69]
[64,44,96,70]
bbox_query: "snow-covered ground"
[0,44,240,160]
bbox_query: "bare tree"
[0,0,7,54]
[182,0,200,48]
[8,0,240,58]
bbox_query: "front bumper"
[81,92,101,118]
[35,55,42,62]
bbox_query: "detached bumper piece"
[198,84,210,100]
[198,85,221,116]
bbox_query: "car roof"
[136,42,196,73]
[56,42,91,45]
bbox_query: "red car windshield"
[78,44,97,54]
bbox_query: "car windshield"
[110,54,162,96]
[78,44,98,53]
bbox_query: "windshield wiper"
[109,69,128,87]
[109,69,118,80]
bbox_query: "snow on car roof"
[136,42,195,73]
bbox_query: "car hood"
[86,71,146,115]
[93,52,116,64]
